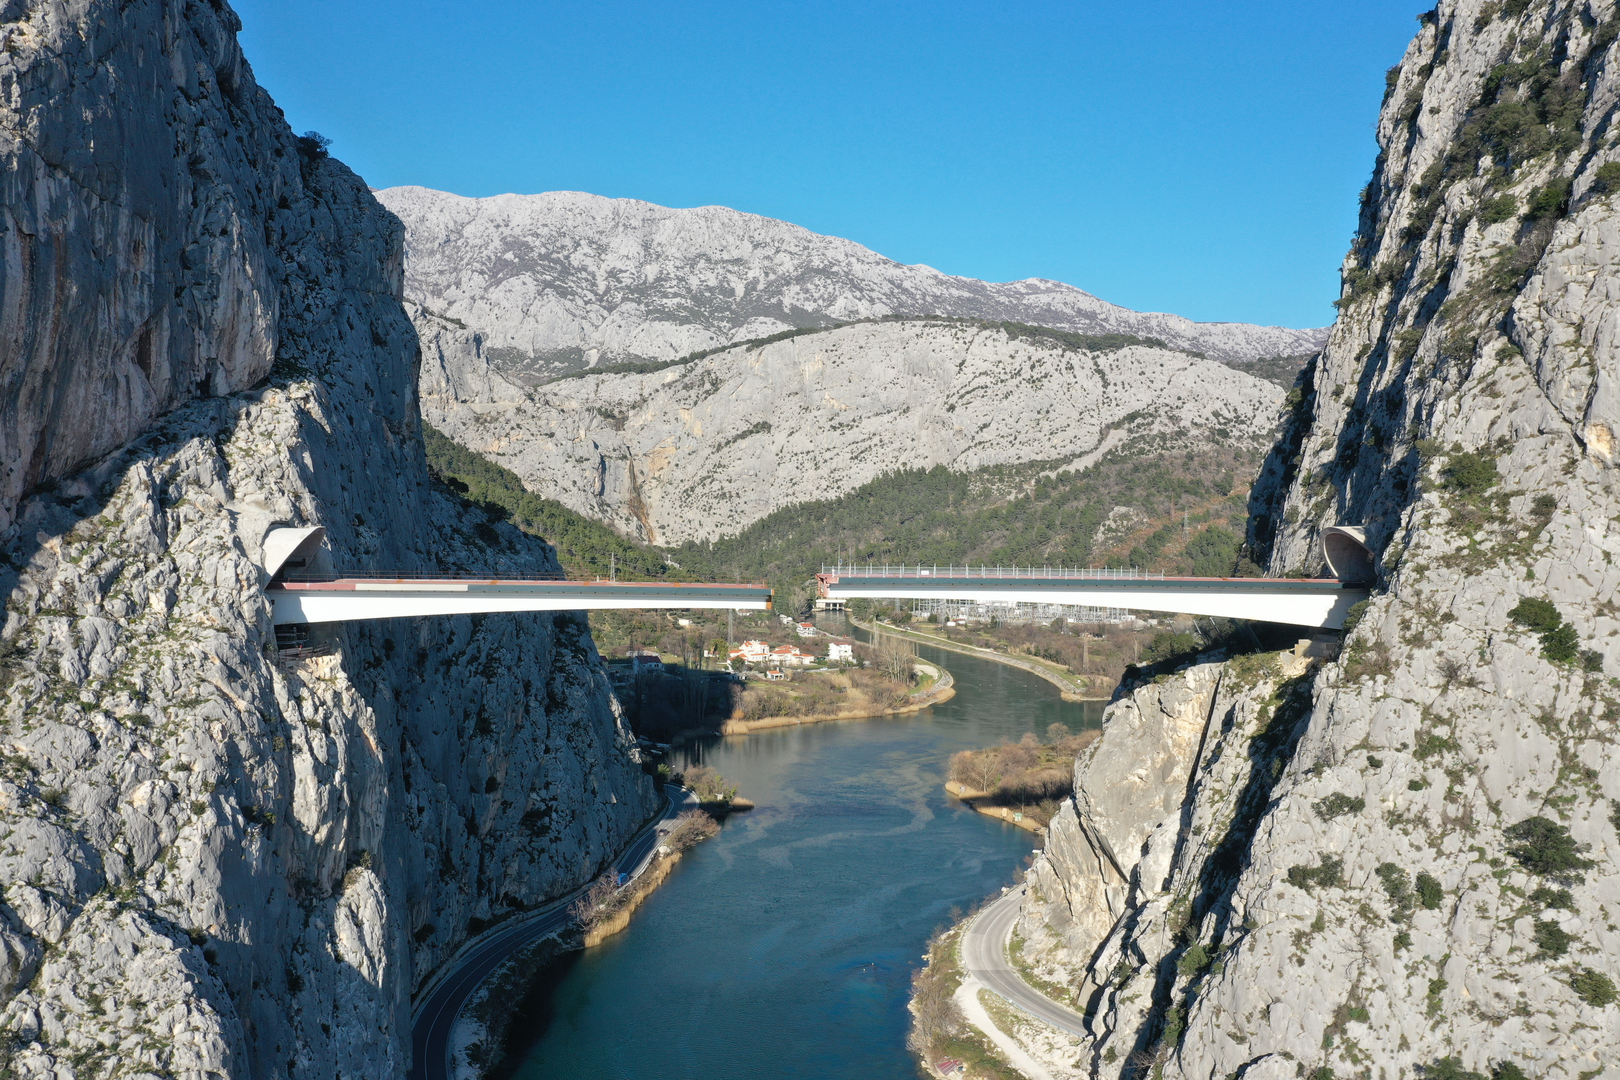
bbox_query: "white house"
[827,642,854,663]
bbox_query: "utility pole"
[610,552,616,582]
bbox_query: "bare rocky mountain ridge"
[967,2,1620,1077]
[376,185,1330,377]
[417,314,1287,546]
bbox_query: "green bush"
[1504,816,1595,879]
[1444,450,1499,495]
[1508,598,1584,664]
[1415,872,1443,909]
[1177,942,1210,978]
[1533,919,1574,957]
[1426,1059,1487,1080]
[1377,862,1415,917]
[1314,792,1367,820]
[1526,177,1572,219]
[1508,597,1561,633]
[1287,855,1344,893]
[1479,193,1519,223]
[1530,885,1575,910]
[1490,1063,1528,1080]
[1539,622,1579,663]
[1393,929,1412,951]
[1570,967,1617,1006]
[1592,161,1620,195]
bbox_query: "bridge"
[261,527,772,625]
[813,528,1374,630]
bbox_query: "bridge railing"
[279,568,570,583]
[818,564,1164,580]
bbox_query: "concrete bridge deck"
[268,576,773,625]
[815,565,1368,629]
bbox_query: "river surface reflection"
[505,632,1105,1080]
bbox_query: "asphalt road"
[409,787,698,1080]
[961,884,1089,1037]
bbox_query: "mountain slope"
[376,185,1328,376]
[0,3,654,1077]
[996,3,1620,1077]
[418,315,1285,545]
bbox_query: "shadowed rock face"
[1006,2,1620,1076]
[0,0,288,534]
[376,185,1330,377]
[0,2,656,1077]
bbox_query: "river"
[502,633,1105,1079]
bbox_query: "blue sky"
[234,1,1423,329]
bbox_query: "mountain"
[416,314,1286,546]
[969,2,1620,1077]
[375,185,1328,378]
[0,3,652,1077]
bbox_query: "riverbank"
[717,660,956,735]
[944,781,1046,835]
[851,617,1098,701]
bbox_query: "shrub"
[1314,792,1367,820]
[1377,862,1415,917]
[1393,930,1413,951]
[1177,942,1211,978]
[1539,622,1580,663]
[1426,1059,1487,1080]
[1479,193,1519,223]
[1444,450,1499,495]
[1508,597,1561,633]
[1530,885,1575,910]
[1490,1064,1528,1080]
[1570,967,1618,1006]
[1591,161,1620,195]
[296,130,331,160]
[1526,177,1572,219]
[1415,872,1444,910]
[1533,919,1574,957]
[1504,816,1594,879]
[1287,855,1345,892]
[1508,598,1583,663]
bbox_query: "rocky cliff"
[376,185,1329,377]
[1003,2,1620,1077]
[0,3,655,1078]
[417,316,1284,545]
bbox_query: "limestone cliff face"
[0,2,655,1077]
[1012,2,1620,1076]
[418,317,1284,544]
[0,0,285,536]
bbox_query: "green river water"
[505,631,1105,1079]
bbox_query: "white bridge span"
[817,565,1368,630]
[261,527,771,625]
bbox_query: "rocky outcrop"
[376,185,1328,376]
[0,2,655,1077]
[418,317,1284,544]
[1005,2,1620,1076]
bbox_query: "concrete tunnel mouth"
[1322,525,1375,583]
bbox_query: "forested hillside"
[426,424,1261,609]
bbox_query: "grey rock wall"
[418,316,1285,544]
[1012,2,1620,1076]
[0,2,656,1077]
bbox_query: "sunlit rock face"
[377,185,1329,380]
[0,2,656,1077]
[1008,1,1620,1076]
[414,316,1287,545]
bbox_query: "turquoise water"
[503,639,1104,1080]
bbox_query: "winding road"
[961,884,1089,1038]
[409,787,699,1080]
